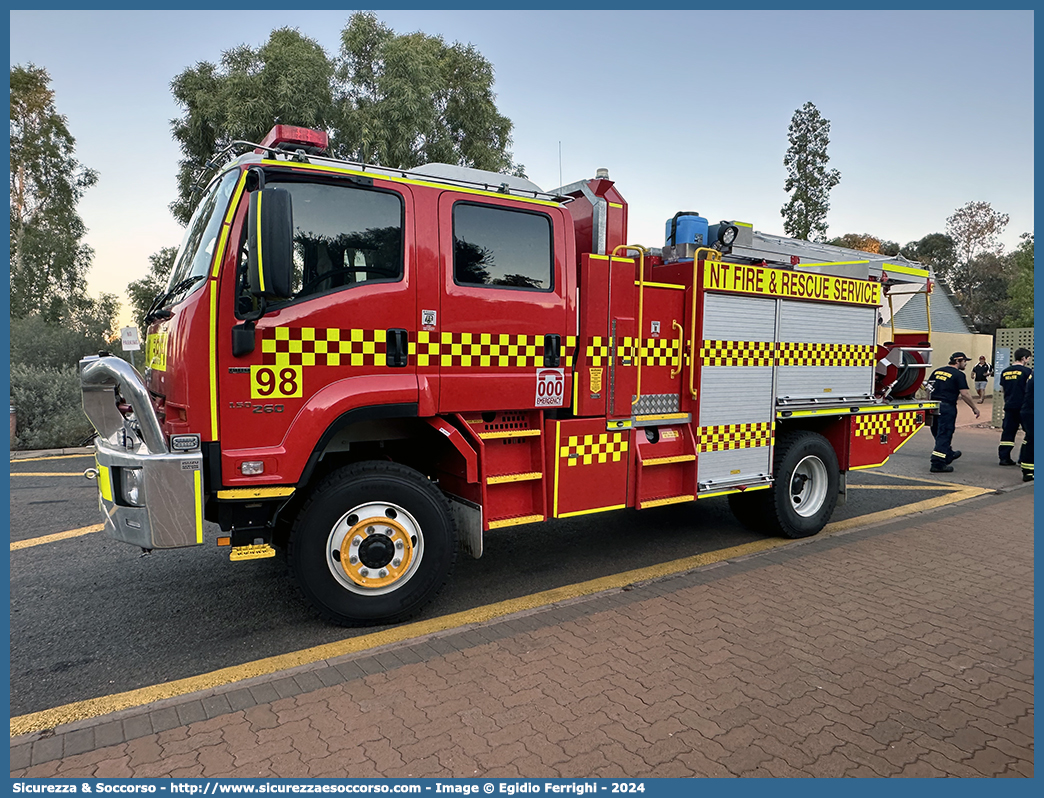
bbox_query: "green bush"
[10,314,119,370]
[10,364,94,450]
[9,314,132,450]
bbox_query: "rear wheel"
[766,431,840,538]
[727,489,771,531]
[289,461,457,626]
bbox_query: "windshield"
[164,169,241,300]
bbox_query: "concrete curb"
[10,447,95,460]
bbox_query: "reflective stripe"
[488,515,544,529]
[209,171,250,443]
[194,469,204,545]
[558,504,626,518]
[260,159,561,207]
[640,495,695,509]
[216,487,296,499]
[882,262,931,279]
[210,286,219,441]
[698,484,771,499]
[97,462,113,502]
[634,281,685,290]
[255,192,266,293]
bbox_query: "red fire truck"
[80,125,938,625]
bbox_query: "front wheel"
[289,461,457,626]
[765,431,840,538]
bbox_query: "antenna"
[559,141,562,189]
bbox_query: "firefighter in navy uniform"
[1018,372,1033,481]
[998,347,1032,465]
[926,352,980,473]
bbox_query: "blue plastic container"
[665,212,708,248]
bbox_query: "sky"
[9,9,1035,326]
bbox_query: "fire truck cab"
[81,125,938,625]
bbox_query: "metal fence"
[992,327,1035,427]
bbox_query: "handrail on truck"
[613,244,649,408]
[689,247,722,400]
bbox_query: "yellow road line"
[824,485,992,534]
[11,525,104,551]
[9,475,994,736]
[10,535,792,737]
[10,472,88,477]
[9,454,93,464]
[848,485,953,491]
[873,472,971,490]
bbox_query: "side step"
[230,543,276,561]
[460,411,548,530]
[634,424,698,509]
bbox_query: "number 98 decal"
[251,365,303,399]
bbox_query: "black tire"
[765,430,840,539]
[288,461,457,626]
[727,489,771,532]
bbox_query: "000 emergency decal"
[704,261,881,307]
[250,365,303,399]
[535,368,566,407]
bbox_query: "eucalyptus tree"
[169,13,521,225]
[10,64,99,322]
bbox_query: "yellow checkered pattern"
[614,337,681,367]
[854,413,890,440]
[445,332,536,368]
[586,337,610,367]
[856,411,922,440]
[560,432,629,466]
[617,337,637,362]
[639,338,681,367]
[894,411,922,438]
[701,340,775,367]
[776,342,875,367]
[408,330,442,367]
[262,327,386,367]
[264,328,576,369]
[697,340,875,368]
[424,333,578,368]
[697,422,774,453]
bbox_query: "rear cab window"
[452,202,553,291]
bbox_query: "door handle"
[543,334,561,368]
[385,329,408,368]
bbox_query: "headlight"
[120,467,145,507]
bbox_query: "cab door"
[436,193,574,413]
[217,175,417,486]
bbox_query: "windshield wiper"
[144,275,206,325]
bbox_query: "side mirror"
[246,187,294,300]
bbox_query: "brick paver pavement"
[11,489,1033,778]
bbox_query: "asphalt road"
[9,416,1028,719]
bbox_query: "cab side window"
[276,180,403,301]
[453,203,553,291]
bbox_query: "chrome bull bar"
[79,354,204,549]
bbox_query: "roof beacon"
[257,125,329,155]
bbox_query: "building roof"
[881,277,974,335]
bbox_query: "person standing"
[1018,372,1033,482]
[971,355,992,404]
[926,352,980,473]
[998,348,1032,466]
